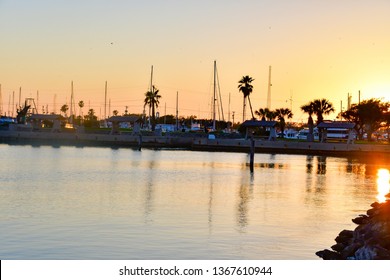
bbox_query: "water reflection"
[144,151,159,224]
[237,173,254,232]
[376,168,390,203]
[306,155,314,174]
[317,156,327,175]
[2,145,390,260]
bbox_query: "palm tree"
[300,103,315,141]
[255,108,270,121]
[312,99,335,125]
[238,75,255,121]
[60,104,69,117]
[312,99,335,141]
[275,108,293,138]
[144,85,161,131]
[78,100,84,120]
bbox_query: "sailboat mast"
[104,81,107,120]
[70,81,74,123]
[0,84,2,116]
[267,65,272,109]
[148,66,153,129]
[176,91,179,131]
[213,60,216,131]
[150,65,153,92]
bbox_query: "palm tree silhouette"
[144,85,161,131]
[301,103,315,141]
[238,75,255,121]
[301,99,334,141]
[78,100,84,119]
[255,108,270,121]
[275,108,293,138]
[312,99,335,125]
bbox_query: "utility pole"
[53,94,57,114]
[18,87,21,109]
[8,93,11,116]
[36,90,39,114]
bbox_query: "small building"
[241,120,278,141]
[106,116,141,134]
[316,121,356,144]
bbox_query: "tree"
[255,108,269,121]
[384,108,390,143]
[82,108,99,128]
[78,100,84,119]
[340,105,364,140]
[238,75,255,121]
[342,98,389,141]
[300,103,315,142]
[85,108,97,121]
[144,85,161,131]
[60,104,69,117]
[312,99,335,125]
[275,108,293,138]
[310,99,334,141]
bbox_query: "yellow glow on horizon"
[376,169,390,203]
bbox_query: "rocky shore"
[316,193,390,260]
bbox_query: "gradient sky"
[1,0,390,122]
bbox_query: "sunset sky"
[1,0,390,122]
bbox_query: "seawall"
[1,130,390,158]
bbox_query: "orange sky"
[1,0,390,122]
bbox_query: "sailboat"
[211,60,225,131]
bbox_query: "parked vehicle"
[277,129,298,139]
[296,128,319,140]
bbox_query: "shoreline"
[1,130,390,159]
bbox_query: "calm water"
[0,144,389,260]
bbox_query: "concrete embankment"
[0,130,194,149]
[1,130,390,158]
[192,138,390,158]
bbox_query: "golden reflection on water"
[376,168,390,203]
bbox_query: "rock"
[341,242,362,259]
[317,194,390,260]
[331,243,345,252]
[370,202,380,208]
[352,215,368,224]
[338,229,353,238]
[316,249,342,260]
[335,234,351,244]
[367,207,377,216]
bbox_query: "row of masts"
[0,62,273,126]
